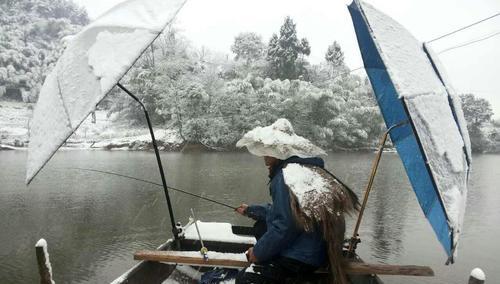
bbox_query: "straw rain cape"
[283,164,360,284]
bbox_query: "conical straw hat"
[236,118,326,160]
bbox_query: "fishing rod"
[69,167,237,210]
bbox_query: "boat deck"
[111,221,383,284]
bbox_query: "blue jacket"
[246,156,327,267]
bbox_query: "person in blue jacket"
[234,118,329,283]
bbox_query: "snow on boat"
[112,221,386,284]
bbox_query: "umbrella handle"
[117,82,180,239]
[347,120,408,256]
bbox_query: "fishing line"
[69,167,237,210]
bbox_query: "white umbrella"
[26,0,186,184]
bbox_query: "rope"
[427,12,500,43]
[438,30,500,54]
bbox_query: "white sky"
[74,0,500,118]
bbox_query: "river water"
[0,150,498,283]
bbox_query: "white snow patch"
[423,43,472,160]
[35,238,47,248]
[470,268,486,280]
[27,71,73,183]
[174,265,201,281]
[165,251,247,262]
[87,29,156,91]
[405,94,465,173]
[244,264,260,275]
[361,3,445,98]
[282,164,328,217]
[0,144,16,150]
[87,0,185,32]
[184,221,256,244]
[161,279,179,284]
[110,275,127,284]
[441,186,462,227]
[1,126,28,136]
[236,118,326,160]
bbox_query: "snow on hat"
[236,118,327,160]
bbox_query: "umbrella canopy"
[348,0,471,262]
[26,0,186,184]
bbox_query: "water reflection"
[324,153,411,262]
[369,156,411,261]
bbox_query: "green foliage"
[266,16,311,80]
[0,0,89,102]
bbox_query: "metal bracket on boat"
[347,120,408,257]
[117,82,180,240]
[191,209,209,261]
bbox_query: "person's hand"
[246,247,258,263]
[235,203,248,216]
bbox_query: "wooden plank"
[134,250,248,268]
[134,250,434,276]
[345,262,434,276]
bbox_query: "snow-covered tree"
[231,32,265,65]
[107,26,385,150]
[460,93,494,152]
[0,0,89,102]
[325,41,345,68]
[266,17,311,80]
[460,94,493,128]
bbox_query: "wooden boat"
[111,221,387,284]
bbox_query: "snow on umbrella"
[26,0,186,184]
[348,0,471,263]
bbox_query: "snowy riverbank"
[0,101,184,151]
[3,100,498,153]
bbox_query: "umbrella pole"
[117,83,179,239]
[347,121,407,256]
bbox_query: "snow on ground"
[0,101,183,151]
[68,110,183,150]
[0,101,32,147]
